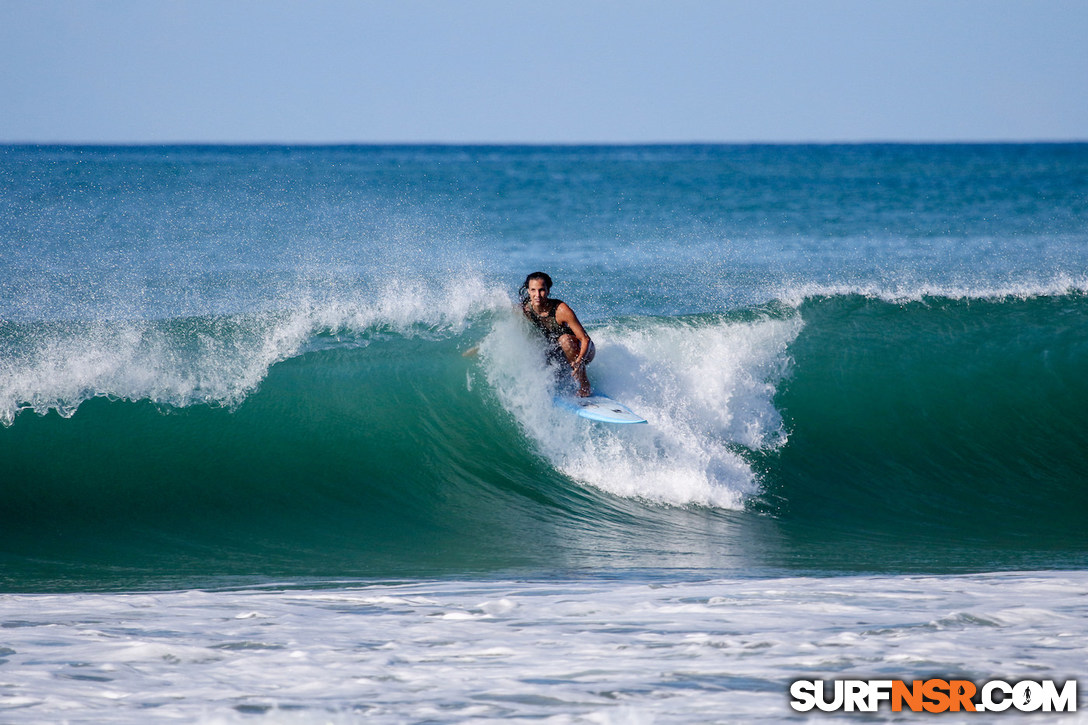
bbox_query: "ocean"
[1,143,1086,722]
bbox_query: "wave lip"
[772,274,1088,307]
[0,276,509,426]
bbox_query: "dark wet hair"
[519,271,553,304]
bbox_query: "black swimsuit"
[524,299,579,366]
[523,299,575,343]
[523,299,596,373]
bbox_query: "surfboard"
[553,393,648,424]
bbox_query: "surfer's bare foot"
[577,383,592,397]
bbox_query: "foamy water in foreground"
[1,571,1085,723]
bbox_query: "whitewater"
[2,572,1086,723]
[2,143,1087,721]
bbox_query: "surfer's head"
[520,272,553,305]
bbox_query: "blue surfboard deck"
[553,393,648,424]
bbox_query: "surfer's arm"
[555,303,591,368]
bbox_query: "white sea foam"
[479,312,799,508]
[1,571,1086,723]
[773,273,1088,307]
[0,276,508,426]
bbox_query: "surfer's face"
[527,279,549,310]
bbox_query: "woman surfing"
[519,271,595,397]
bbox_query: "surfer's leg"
[558,334,592,397]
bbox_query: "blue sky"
[2,0,1086,143]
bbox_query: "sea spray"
[0,276,509,425]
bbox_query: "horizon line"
[3,138,1087,148]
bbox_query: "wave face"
[759,293,1088,554]
[3,291,1088,588]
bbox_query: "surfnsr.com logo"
[789,679,1078,713]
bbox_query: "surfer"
[520,272,595,397]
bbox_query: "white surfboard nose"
[556,394,648,424]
